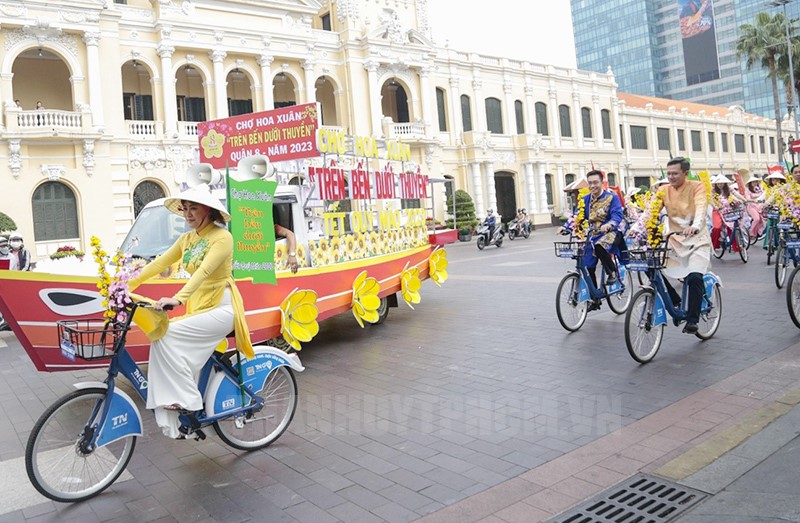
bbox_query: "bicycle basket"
[722,208,743,222]
[57,318,128,361]
[767,209,780,220]
[553,240,587,259]
[778,221,794,231]
[627,246,669,271]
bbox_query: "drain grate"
[547,473,707,523]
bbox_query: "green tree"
[772,13,800,114]
[737,12,789,156]
[446,189,478,233]
[0,211,16,234]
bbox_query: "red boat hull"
[0,246,433,371]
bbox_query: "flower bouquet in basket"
[562,188,589,240]
[91,236,144,324]
[626,190,665,250]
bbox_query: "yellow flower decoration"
[279,289,319,351]
[428,248,449,287]
[400,261,421,309]
[351,271,381,327]
[344,235,356,260]
[330,236,343,262]
[573,188,590,240]
[200,129,225,159]
[646,190,665,248]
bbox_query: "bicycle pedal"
[193,429,206,441]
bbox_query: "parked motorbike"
[507,219,530,240]
[0,311,8,331]
[476,223,504,249]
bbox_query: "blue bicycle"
[712,206,748,263]
[554,237,633,332]
[25,302,304,502]
[774,222,800,288]
[624,235,723,363]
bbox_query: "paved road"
[1,229,798,522]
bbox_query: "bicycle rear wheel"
[695,284,722,340]
[624,289,664,363]
[26,388,136,503]
[713,231,725,259]
[607,269,634,315]
[787,267,800,329]
[735,226,748,263]
[776,244,788,289]
[767,229,776,265]
[213,366,297,451]
[555,273,588,332]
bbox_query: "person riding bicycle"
[710,175,747,252]
[580,170,625,305]
[744,174,765,239]
[659,157,711,335]
[127,184,254,439]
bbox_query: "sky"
[427,0,577,69]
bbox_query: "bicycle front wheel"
[555,273,588,332]
[607,269,634,315]
[776,244,788,289]
[624,289,664,363]
[735,226,748,263]
[213,366,297,451]
[786,267,800,329]
[26,388,136,503]
[695,284,722,340]
[712,235,725,259]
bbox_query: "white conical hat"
[164,184,231,222]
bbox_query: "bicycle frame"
[639,268,720,327]
[75,304,304,449]
[563,241,628,304]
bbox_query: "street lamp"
[768,0,800,165]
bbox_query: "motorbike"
[507,218,530,240]
[476,222,504,249]
[0,311,8,331]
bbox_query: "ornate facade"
[0,0,788,260]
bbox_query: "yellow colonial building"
[0,0,789,260]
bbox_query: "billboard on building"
[679,0,720,85]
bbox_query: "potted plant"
[446,189,478,241]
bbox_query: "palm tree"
[737,12,789,159]
[774,14,800,114]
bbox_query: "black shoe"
[682,322,698,334]
[606,273,618,285]
[587,299,602,311]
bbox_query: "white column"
[258,54,274,111]
[548,83,561,147]
[525,84,536,135]
[83,31,104,129]
[557,163,567,211]
[524,161,538,213]
[418,65,434,137]
[536,161,549,213]
[472,75,487,132]
[158,45,177,136]
[210,50,228,119]
[592,94,603,148]
[503,81,514,135]
[611,97,622,149]
[448,77,462,142]
[572,90,583,147]
[302,59,316,103]
[484,161,497,214]
[470,161,485,216]
[364,59,382,135]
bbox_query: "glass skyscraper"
[571,0,800,118]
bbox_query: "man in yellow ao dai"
[658,157,711,335]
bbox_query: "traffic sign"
[790,139,800,153]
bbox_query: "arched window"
[514,100,525,134]
[545,174,554,206]
[559,104,571,137]
[607,172,617,187]
[601,109,611,139]
[32,181,79,241]
[133,181,166,217]
[461,94,473,132]
[581,107,592,139]
[535,102,548,135]
[436,87,447,132]
[565,173,576,186]
[485,97,503,134]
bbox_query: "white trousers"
[146,289,234,438]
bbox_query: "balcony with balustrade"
[3,106,96,139]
